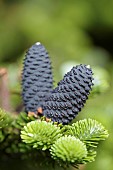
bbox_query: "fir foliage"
[0,109,33,153]
[21,120,62,150]
[20,118,109,167]
[50,136,87,163]
[0,108,12,129]
[0,106,109,169]
[64,118,109,148]
[14,112,36,129]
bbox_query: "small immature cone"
[43,64,93,124]
[22,42,53,113]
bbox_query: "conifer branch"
[0,108,12,129]
[0,43,109,170]
[64,118,109,148]
[21,120,62,150]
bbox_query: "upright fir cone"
[22,42,53,113]
[43,64,93,124]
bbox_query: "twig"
[0,68,11,111]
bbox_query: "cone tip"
[35,42,41,46]
[86,65,90,69]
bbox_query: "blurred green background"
[0,0,113,170]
